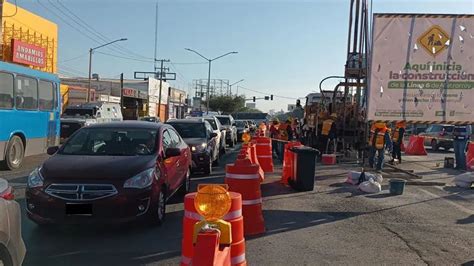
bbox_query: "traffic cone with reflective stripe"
[253,137,274,173]
[182,192,246,266]
[225,158,265,236]
[282,141,302,184]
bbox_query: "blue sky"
[20,0,474,112]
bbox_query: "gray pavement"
[2,147,474,265]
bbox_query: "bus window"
[16,76,38,110]
[39,80,54,110]
[0,72,14,109]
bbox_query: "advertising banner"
[368,14,474,123]
[11,39,46,67]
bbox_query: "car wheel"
[0,244,13,266]
[179,168,191,196]
[2,136,24,170]
[150,188,166,226]
[204,159,212,175]
[212,152,220,166]
[431,139,438,151]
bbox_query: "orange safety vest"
[369,127,387,149]
[321,119,334,136]
[278,123,289,141]
[392,127,403,142]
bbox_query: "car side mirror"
[210,132,218,138]
[47,146,59,155]
[165,147,181,158]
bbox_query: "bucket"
[444,157,454,168]
[389,179,407,195]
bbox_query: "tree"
[209,95,245,114]
[236,106,263,113]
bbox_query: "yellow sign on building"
[1,1,58,73]
[418,25,450,57]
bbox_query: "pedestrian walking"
[453,124,470,170]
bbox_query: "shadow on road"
[249,209,363,239]
[457,215,474,225]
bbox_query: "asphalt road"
[2,146,474,265]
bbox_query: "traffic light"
[253,96,256,102]
[264,96,269,100]
[270,94,273,100]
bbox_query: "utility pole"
[156,59,170,119]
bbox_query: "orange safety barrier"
[181,192,245,266]
[253,137,274,173]
[281,141,302,184]
[225,158,265,236]
[404,136,427,155]
[466,142,474,170]
[242,143,264,182]
[192,230,231,266]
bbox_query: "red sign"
[122,88,137,97]
[11,39,46,68]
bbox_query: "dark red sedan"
[26,121,191,225]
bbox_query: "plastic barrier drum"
[404,135,427,156]
[181,192,246,266]
[225,158,265,236]
[253,137,274,173]
[281,141,302,184]
[466,142,474,170]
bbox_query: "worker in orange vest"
[321,113,337,154]
[258,122,267,137]
[368,121,392,171]
[278,119,290,141]
[391,121,406,163]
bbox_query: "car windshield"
[205,119,218,130]
[235,121,246,127]
[60,128,158,156]
[217,117,231,125]
[168,123,206,138]
[62,108,95,117]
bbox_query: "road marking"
[9,182,27,188]
[418,188,474,215]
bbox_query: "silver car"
[0,178,26,266]
[419,124,454,151]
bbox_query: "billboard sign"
[368,14,474,123]
[11,39,46,67]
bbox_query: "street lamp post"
[229,79,244,96]
[185,48,238,113]
[87,38,127,102]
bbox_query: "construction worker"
[270,118,280,158]
[321,113,337,154]
[258,121,267,137]
[391,121,406,163]
[453,124,470,170]
[278,119,290,141]
[368,121,392,171]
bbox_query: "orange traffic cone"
[282,141,302,184]
[225,158,265,236]
[254,137,274,173]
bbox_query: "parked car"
[60,102,123,143]
[215,115,238,147]
[26,121,191,226]
[235,120,250,141]
[167,119,219,174]
[419,124,455,151]
[0,178,26,266]
[203,116,227,155]
[140,116,161,123]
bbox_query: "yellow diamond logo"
[418,25,450,56]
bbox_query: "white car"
[204,116,226,154]
[0,179,26,266]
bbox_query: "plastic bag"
[345,171,361,185]
[453,172,474,188]
[358,178,382,193]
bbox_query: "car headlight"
[191,143,207,152]
[28,167,44,188]
[124,168,155,189]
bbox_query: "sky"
[18,0,474,112]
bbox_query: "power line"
[58,53,88,63]
[55,0,152,60]
[237,85,298,100]
[94,51,155,63]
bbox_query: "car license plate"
[65,203,92,216]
